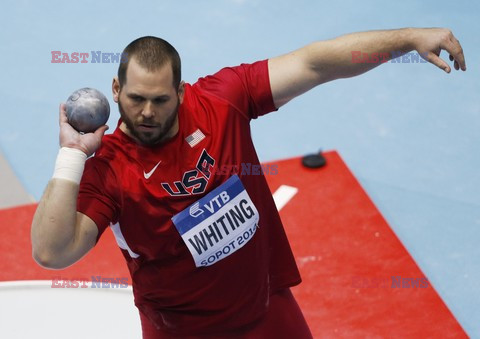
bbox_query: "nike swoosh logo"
[144,161,162,179]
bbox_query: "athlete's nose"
[142,101,155,118]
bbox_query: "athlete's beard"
[118,97,180,146]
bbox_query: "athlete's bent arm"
[268,27,466,108]
[31,104,108,269]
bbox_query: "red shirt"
[78,60,301,336]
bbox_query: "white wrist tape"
[52,147,88,184]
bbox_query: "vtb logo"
[189,191,230,218]
[189,202,204,217]
[162,149,215,196]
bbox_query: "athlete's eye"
[128,95,144,103]
[154,97,169,105]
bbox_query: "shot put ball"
[65,87,110,133]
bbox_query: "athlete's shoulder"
[193,60,269,91]
[188,60,275,119]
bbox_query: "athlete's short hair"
[118,36,181,89]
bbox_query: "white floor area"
[0,281,141,339]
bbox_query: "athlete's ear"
[178,81,185,104]
[112,77,120,103]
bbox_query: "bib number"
[172,175,259,267]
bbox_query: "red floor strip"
[264,151,466,337]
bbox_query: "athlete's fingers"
[443,33,466,71]
[454,60,459,70]
[450,55,460,70]
[93,125,109,139]
[426,51,451,73]
[59,103,68,125]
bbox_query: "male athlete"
[32,28,466,338]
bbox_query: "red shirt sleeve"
[194,59,277,120]
[77,157,119,242]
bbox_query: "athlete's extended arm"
[31,104,108,269]
[268,27,466,108]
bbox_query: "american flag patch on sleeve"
[185,129,205,147]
